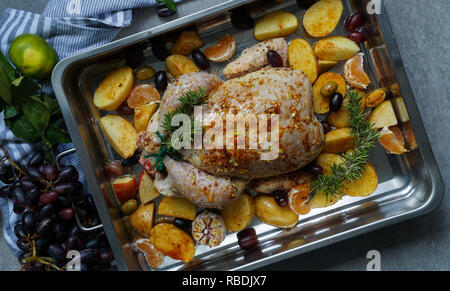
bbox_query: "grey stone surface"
[0,0,448,271]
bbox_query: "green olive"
[135,66,155,81]
[320,81,338,97]
[121,199,138,215]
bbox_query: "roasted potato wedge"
[314,36,360,61]
[100,115,138,159]
[221,193,255,232]
[94,66,133,111]
[157,196,196,220]
[254,10,299,41]
[288,38,318,83]
[303,0,343,37]
[134,103,158,132]
[255,195,298,228]
[313,72,346,114]
[129,202,155,238]
[327,95,365,128]
[311,153,345,208]
[369,100,398,129]
[342,163,378,197]
[318,59,338,74]
[138,170,160,204]
[316,153,345,175]
[150,223,195,263]
[171,31,204,55]
[166,54,200,77]
[323,127,355,153]
[310,191,342,208]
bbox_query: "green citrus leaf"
[22,99,50,134]
[10,115,41,142]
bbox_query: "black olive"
[192,49,209,70]
[329,93,344,112]
[155,70,168,92]
[267,50,283,67]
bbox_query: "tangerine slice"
[135,238,164,269]
[126,84,160,109]
[379,126,408,154]
[288,184,311,215]
[203,34,236,62]
[344,53,371,89]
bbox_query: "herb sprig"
[147,88,207,171]
[310,90,381,199]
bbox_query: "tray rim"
[51,0,445,271]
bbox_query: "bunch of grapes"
[0,148,114,271]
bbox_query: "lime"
[8,34,59,80]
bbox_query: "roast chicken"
[138,38,324,208]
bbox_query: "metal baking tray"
[51,0,444,270]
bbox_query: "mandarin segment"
[203,34,236,62]
[344,53,371,89]
[135,238,164,269]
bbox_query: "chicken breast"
[223,37,288,79]
[159,71,222,119]
[182,67,324,180]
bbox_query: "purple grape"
[59,208,75,221]
[67,236,83,251]
[57,195,72,208]
[36,217,53,236]
[51,224,66,243]
[80,249,98,265]
[41,163,59,181]
[27,188,41,207]
[57,165,78,183]
[237,228,259,250]
[40,191,59,205]
[17,238,32,252]
[28,152,44,168]
[347,30,366,44]
[20,179,36,191]
[47,244,65,262]
[11,186,27,206]
[36,204,55,221]
[54,182,76,194]
[14,224,27,240]
[344,12,365,32]
[13,203,25,214]
[98,249,114,264]
[22,211,36,234]
[35,237,50,253]
[27,167,43,181]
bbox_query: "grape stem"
[0,146,26,179]
[21,240,63,271]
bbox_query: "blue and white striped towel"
[0,0,179,256]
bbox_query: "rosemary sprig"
[310,90,381,199]
[148,88,207,171]
[161,87,207,134]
